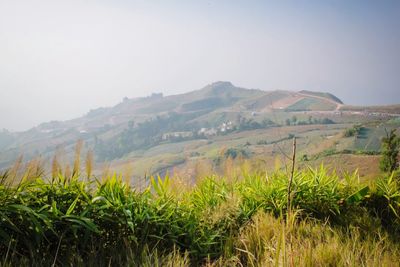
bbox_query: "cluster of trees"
[95,113,201,160]
[285,116,334,126]
[380,129,400,173]
[223,148,249,159]
[213,147,249,166]
[236,118,275,131]
[343,124,363,137]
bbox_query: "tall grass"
[1,156,400,266]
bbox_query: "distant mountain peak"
[207,81,236,95]
[209,81,233,87]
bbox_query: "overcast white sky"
[0,0,399,131]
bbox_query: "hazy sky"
[0,1,399,131]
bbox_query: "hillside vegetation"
[0,82,346,169]
[0,82,399,189]
[1,155,400,266]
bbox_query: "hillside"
[299,90,344,104]
[0,82,398,178]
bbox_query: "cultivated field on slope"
[102,119,398,182]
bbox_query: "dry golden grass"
[233,211,400,267]
[310,154,381,182]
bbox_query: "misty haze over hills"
[1,1,400,131]
[2,2,400,265]
[1,81,345,133]
[0,81,395,133]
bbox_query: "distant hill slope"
[0,81,382,170]
[242,89,343,112]
[299,90,343,104]
[285,98,337,111]
[339,104,400,114]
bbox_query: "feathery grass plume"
[239,159,251,179]
[122,162,133,186]
[54,145,66,172]
[169,175,191,199]
[223,156,235,183]
[101,163,111,182]
[64,163,71,182]
[194,159,214,184]
[85,150,94,180]
[274,155,281,171]
[0,169,10,186]
[72,139,83,179]
[8,155,23,185]
[51,154,60,181]
[22,156,44,183]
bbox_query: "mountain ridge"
[26,81,345,134]
[1,81,399,171]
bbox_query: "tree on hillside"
[291,115,297,125]
[380,129,400,173]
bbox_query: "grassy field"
[1,154,400,266]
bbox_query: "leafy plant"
[0,161,399,266]
[380,129,400,173]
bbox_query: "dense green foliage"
[1,164,400,266]
[380,129,400,172]
[236,117,276,131]
[344,124,363,137]
[95,112,203,160]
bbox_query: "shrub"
[380,129,400,173]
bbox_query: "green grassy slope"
[285,97,337,111]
